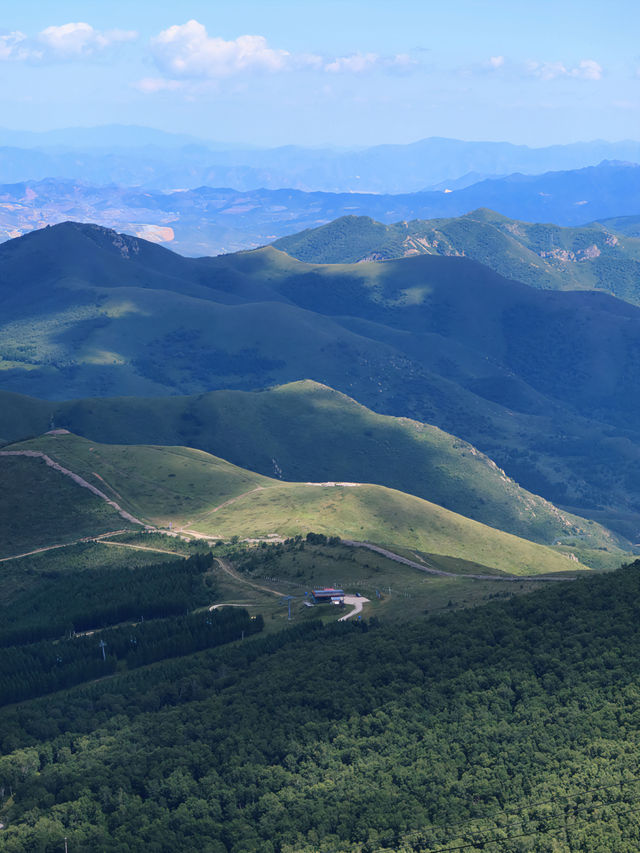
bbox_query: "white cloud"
[38,23,137,58]
[145,21,417,88]
[325,52,415,73]
[569,59,603,80]
[0,22,137,62]
[133,77,185,94]
[488,55,505,69]
[526,60,567,80]
[151,20,289,78]
[325,52,380,73]
[526,58,603,81]
[0,31,30,61]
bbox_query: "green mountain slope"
[598,213,640,238]
[0,453,132,558]
[273,209,640,304]
[0,381,623,551]
[6,223,640,537]
[4,432,588,576]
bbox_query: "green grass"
[229,541,574,623]
[7,433,268,525]
[0,381,624,552]
[4,433,593,576]
[0,455,131,558]
[196,481,589,576]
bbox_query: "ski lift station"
[312,588,345,605]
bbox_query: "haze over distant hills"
[5,221,640,537]
[1,160,640,256]
[0,126,639,193]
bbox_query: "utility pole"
[64,837,68,853]
[281,595,296,620]
[99,639,107,661]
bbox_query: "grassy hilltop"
[2,432,592,576]
[0,381,624,550]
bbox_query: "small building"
[312,588,345,605]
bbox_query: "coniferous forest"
[2,560,640,851]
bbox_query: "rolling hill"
[5,223,640,537]
[2,431,589,576]
[0,381,623,552]
[273,209,640,305]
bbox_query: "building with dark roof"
[312,588,345,604]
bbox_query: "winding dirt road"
[0,450,147,526]
[342,540,577,582]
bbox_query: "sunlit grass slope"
[7,433,590,576]
[7,434,268,525]
[0,382,623,551]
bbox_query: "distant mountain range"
[1,126,640,193]
[4,221,640,539]
[1,161,640,256]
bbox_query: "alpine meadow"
[1,2,640,852]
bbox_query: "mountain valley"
[3,4,640,846]
[1,150,640,853]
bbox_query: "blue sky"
[1,0,639,146]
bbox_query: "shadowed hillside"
[4,223,640,536]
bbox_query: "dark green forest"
[2,560,640,851]
[0,553,216,647]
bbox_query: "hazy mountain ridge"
[1,127,640,193]
[1,160,640,256]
